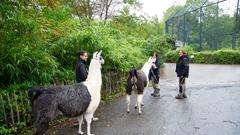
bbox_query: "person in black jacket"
[76,51,88,83]
[149,52,161,97]
[175,50,189,99]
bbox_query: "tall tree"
[163,5,183,21]
[63,0,141,20]
[186,0,204,6]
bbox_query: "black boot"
[151,89,157,96]
[175,93,184,99]
[151,89,160,97]
[183,93,187,98]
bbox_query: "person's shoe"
[183,93,187,98]
[153,90,160,97]
[151,90,157,96]
[151,89,160,97]
[92,117,99,121]
[175,94,184,99]
[152,92,160,97]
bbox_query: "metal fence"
[165,0,240,51]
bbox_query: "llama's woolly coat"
[126,70,147,95]
[30,83,91,122]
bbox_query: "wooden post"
[53,77,60,86]
[107,71,110,95]
[25,91,32,124]
[104,74,107,99]
[20,91,26,123]
[0,94,8,125]
[13,91,20,123]
[119,72,126,95]
[109,71,112,94]
[7,93,14,124]
[123,72,126,95]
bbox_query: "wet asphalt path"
[49,64,240,135]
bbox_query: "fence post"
[109,71,112,95]
[183,13,186,46]
[25,91,32,124]
[172,18,174,37]
[7,93,15,124]
[13,91,20,123]
[165,21,169,34]
[20,91,26,123]
[233,0,240,49]
[0,94,8,125]
[215,0,219,50]
[199,7,203,51]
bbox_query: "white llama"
[78,50,104,135]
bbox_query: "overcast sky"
[136,0,186,20]
[135,0,237,20]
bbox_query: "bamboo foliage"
[0,1,171,134]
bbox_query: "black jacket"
[148,58,160,83]
[76,59,88,83]
[175,55,189,78]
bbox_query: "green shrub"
[165,47,240,64]
[0,122,32,135]
[165,50,178,63]
[52,69,75,84]
[192,51,215,64]
[213,49,240,64]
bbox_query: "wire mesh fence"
[165,0,240,51]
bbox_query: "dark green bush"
[165,48,240,64]
[0,122,32,135]
[212,49,240,64]
[192,51,215,64]
[165,50,178,63]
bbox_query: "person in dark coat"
[76,51,88,83]
[149,52,161,97]
[175,50,189,99]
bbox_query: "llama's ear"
[129,70,131,74]
[148,57,152,61]
[93,51,98,58]
[134,69,137,75]
[97,50,102,56]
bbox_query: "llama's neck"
[141,62,151,77]
[86,59,102,86]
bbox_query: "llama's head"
[147,57,156,65]
[93,50,104,64]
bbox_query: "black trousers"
[179,77,185,93]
